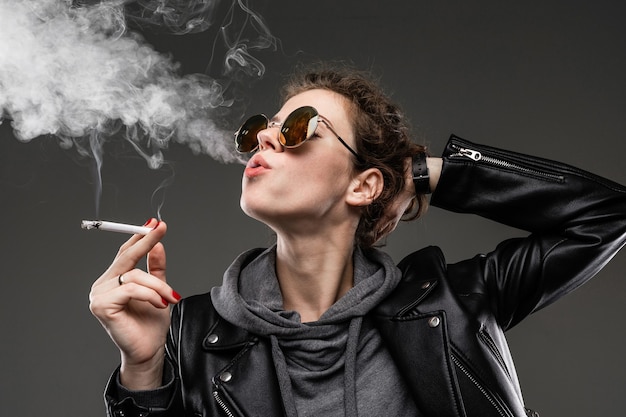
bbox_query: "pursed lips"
[244,154,270,177]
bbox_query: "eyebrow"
[318,114,335,129]
[318,115,343,139]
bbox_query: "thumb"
[147,242,167,282]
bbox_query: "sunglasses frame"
[234,106,363,162]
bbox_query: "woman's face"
[240,89,360,235]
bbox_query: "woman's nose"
[256,124,284,152]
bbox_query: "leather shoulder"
[375,246,447,317]
[172,292,253,351]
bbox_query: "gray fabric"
[212,245,420,416]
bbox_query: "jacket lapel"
[374,246,467,417]
[202,312,286,416]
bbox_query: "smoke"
[0,0,276,169]
[123,0,221,34]
[0,0,276,217]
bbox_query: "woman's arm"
[426,156,442,194]
[89,219,184,416]
[103,303,185,416]
[432,134,626,329]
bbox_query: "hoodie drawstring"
[344,316,363,417]
[271,335,300,417]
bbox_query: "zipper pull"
[458,148,482,161]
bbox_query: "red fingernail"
[172,290,182,301]
[143,218,153,226]
[152,220,161,230]
[161,297,169,307]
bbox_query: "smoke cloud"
[0,0,276,170]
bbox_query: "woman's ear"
[346,168,384,207]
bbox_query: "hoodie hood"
[211,245,403,417]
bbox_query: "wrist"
[412,152,431,194]
[426,157,442,193]
[120,349,165,390]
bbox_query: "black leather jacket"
[105,135,626,417]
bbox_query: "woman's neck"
[275,232,356,323]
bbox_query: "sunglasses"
[234,106,362,161]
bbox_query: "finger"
[119,283,171,309]
[147,242,166,282]
[109,268,179,304]
[90,281,165,320]
[144,244,181,302]
[116,218,157,257]
[93,219,161,288]
[91,282,170,314]
[113,221,167,274]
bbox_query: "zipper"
[213,390,236,417]
[451,353,512,417]
[478,327,512,382]
[450,144,564,182]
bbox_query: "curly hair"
[281,63,429,247]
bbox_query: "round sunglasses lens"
[280,106,318,147]
[235,114,268,153]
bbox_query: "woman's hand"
[374,156,442,244]
[374,158,417,243]
[89,219,181,389]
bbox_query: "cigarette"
[81,220,153,235]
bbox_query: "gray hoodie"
[211,245,421,416]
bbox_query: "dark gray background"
[1,1,625,416]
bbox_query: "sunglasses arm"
[319,119,364,163]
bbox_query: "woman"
[90,66,626,417]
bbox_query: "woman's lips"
[244,154,270,178]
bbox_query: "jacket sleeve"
[104,303,185,417]
[430,134,626,330]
